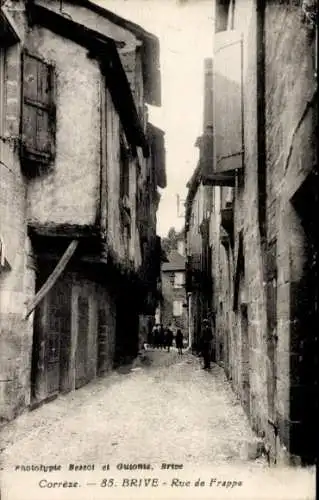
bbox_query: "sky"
[95,0,213,237]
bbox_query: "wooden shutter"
[22,52,56,164]
[213,30,244,173]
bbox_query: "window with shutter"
[202,30,244,187]
[21,52,56,166]
[119,129,130,200]
[173,300,183,317]
[213,30,244,174]
[174,272,185,289]
[119,126,131,255]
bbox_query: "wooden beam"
[202,173,236,187]
[28,222,99,238]
[25,240,79,319]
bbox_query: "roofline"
[58,0,161,106]
[147,122,167,189]
[185,161,202,229]
[27,2,149,152]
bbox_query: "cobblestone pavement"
[0,350,267,468]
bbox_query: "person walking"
[201,319,213,369]
[153,324,160,349]
[165,325,174,353]
[159,324,165,350]
[175,329,184,355]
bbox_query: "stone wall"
[0,38,35,422]
[264,2,317,463]
[212,0,317,464]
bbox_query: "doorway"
[290,170,318,464]
[31,268,72,405]
[266,239,277,422]
[240,302,250,415]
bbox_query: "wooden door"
[31,294,60,403]
[31,276,71,403]
[75,293,89,389]
[46,294,61,396]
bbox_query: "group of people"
[146,318,214,368]
[148,324,184,355]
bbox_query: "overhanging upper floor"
[32,0,161,106]
[27,1,148,153]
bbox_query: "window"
[174,272,185,288]
[21,52,56,165]
[215,0,235,32]
[215,0,231,33]
[119,127,130,200]
[227,0,235,30]
[213,30,243,175]
[119,126,131,256]
[0,234,10,271]
[173,300,183,317]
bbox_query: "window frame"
[119,127,130,201]
[174,271,185,289]
[118,125,132,256]
[20,51,56,166]
[173,300,183,317]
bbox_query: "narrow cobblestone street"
[1,351,266,467]
[1,351,316,500]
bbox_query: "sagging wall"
[26,26,101,226]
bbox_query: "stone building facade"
[186,0,318,465]
[0,0,165,422]
[160,246,188,339]
[185,59,214,352]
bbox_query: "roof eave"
[61,0,161,106]
[28,2,148,151]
